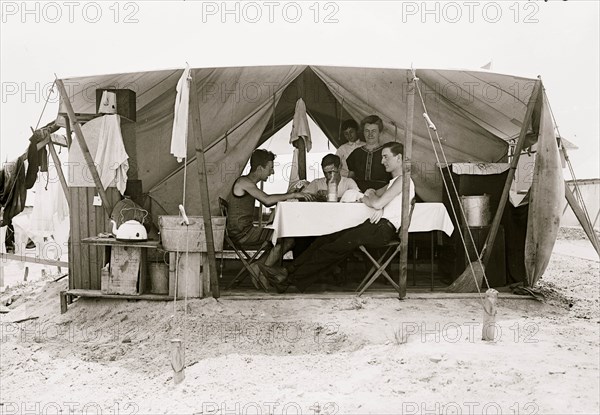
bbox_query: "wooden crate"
[102,246,142,295]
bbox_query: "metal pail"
[460,195,491,227]
[149,262,169,294]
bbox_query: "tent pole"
[399,71,415,299]
[481,80,542,268]
[65,117,73,148]
[46,135,71,210]
[31,125,70,209]
[564,181,600,255]
[188,74,220,299]
[55,78,113,216]
[296,138,307,180]
[295,72,308,177]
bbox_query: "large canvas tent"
[57,65,564,292]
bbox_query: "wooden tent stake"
[482,288,498,341]
[481,80,542,268]
[399,71,415,299]
[188,74,220,298]
[170,338,185,384]
[55,78,113,216]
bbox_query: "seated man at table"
[290,154,360,260]
[227,149,313,285]
[304,154,360,201]
[261,142,415,292]
[346,115,392,192]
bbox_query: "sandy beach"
[1,229,598,414]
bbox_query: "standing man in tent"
[336,119,364,177]
[346,115,391,192]
[227,149,313,282]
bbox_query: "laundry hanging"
[94,114,129,195]
[289,97,312,151]
[171,64,192,162]
[0,157,27,224]
[288,98,311,191]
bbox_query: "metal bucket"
[460,195,491,227]
[149,262,169,294]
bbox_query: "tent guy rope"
[412,73,490,300]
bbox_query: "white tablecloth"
[271,202,454,244]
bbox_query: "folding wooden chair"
[218,197,273,291]
[356,199,416,296]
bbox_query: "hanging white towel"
[289,98,312,152]
[94,114,129,195]
[171,64,192,162]
[287,98,311,191]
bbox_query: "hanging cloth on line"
[288,98,312,191]
[0,157,27,224]
[171,64,192,162]
[25,130,48,189]
[94,114,129,195]
[289,97,312,151]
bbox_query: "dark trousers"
[292,236,316,259]
[291,219,396,291]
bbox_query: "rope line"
[35,79,56,130]
[413,75,490,301]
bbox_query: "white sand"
[1,234,598,414]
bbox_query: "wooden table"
[270,202,454,243]
[269,202,454,290]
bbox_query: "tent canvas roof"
[58,65,542,215]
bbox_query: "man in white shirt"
[335,119,365,177]
[304,154,359,201]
